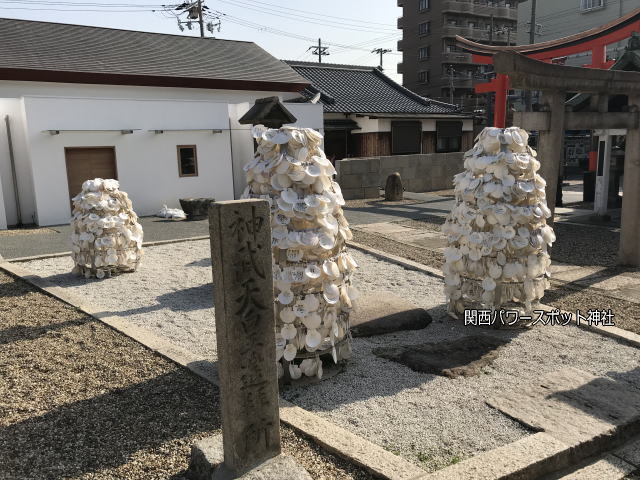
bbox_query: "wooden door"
[65,147,117,205]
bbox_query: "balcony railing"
[444,76,476,89]
[442,25,491,41]
[442,0,518,20]
[397,16,404,29]
[397,39,404,51]
[397,62,404,74]
[441,52,474,63]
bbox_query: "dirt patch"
[350,292,432,337]
[373,335,511,378]
[0,269,373,480]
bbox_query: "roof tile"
[286,61,460,115]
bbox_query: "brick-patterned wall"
[335,152,464,200]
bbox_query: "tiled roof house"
[285,61,474,160]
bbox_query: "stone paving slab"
[413,433,570,480]
[557,454,636,480]
[615,436,640,467]
[487,367,640,452]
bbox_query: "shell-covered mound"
[242,125,358,381]
[442,126,556,318]
[70,178,143,279]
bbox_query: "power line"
[215,0,397,33]
[214,0,397,28]
[214,10,401,54]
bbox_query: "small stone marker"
[385,172,403,201]
[189,199,311,480]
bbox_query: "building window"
[418,21,430,35]
[391,121,422,155]
[177,145,198,177]
[418,46,430,60]
[418,70,430,83]
[580,0,604,10]
[468,21,477,28]
[418,0,429,11]
[436,121,462,153]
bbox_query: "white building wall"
[0,98,35,226]
[21,96,236,226]
[0,160,5,229]
[0,81,301,103]
[348,115,472,134]
[0,79,316,228]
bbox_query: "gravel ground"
[20,240,640,471]
[551,222,623,267]
[0,226,58,236]
[0,269,373,480]
[352,229,444,269]
[344,198,426,209]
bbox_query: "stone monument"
[188,199,310,480]
[385,172,403,201]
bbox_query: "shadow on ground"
[0,366,220,479]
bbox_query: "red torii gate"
[456,8,640,128]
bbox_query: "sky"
[0,0,403,83]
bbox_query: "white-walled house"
[0,18,322,229]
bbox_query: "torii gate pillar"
[620,94,640,265]
[496,51,640,266]
[537,92,566,215]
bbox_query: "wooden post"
[209,199,281,474]
[619,95,640,266]
[537,91,566,224]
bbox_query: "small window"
[418,0,429,11]
[392,121,422,155]
[418,70,430,83]
[580,0,604,10]
[177,145,198,177]
[436,121,463,153]
[418,21,430,35]
[418,46,430,60]
[468,21,477,28]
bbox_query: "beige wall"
[335,152,464,200]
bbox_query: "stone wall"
[335,152,464,200]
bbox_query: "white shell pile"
[242,125,358,380]
[70,178,143,279]
[442,127,556,318]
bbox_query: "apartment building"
[517,0,640,66]
[397,0,519,112]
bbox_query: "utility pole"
[372,48,392,70]
[529,0,537,45]
[308,38,329,63]
[489,15,494,45]
[526,0,537,111]
[448,66,455,104]
[197,0,204,38]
